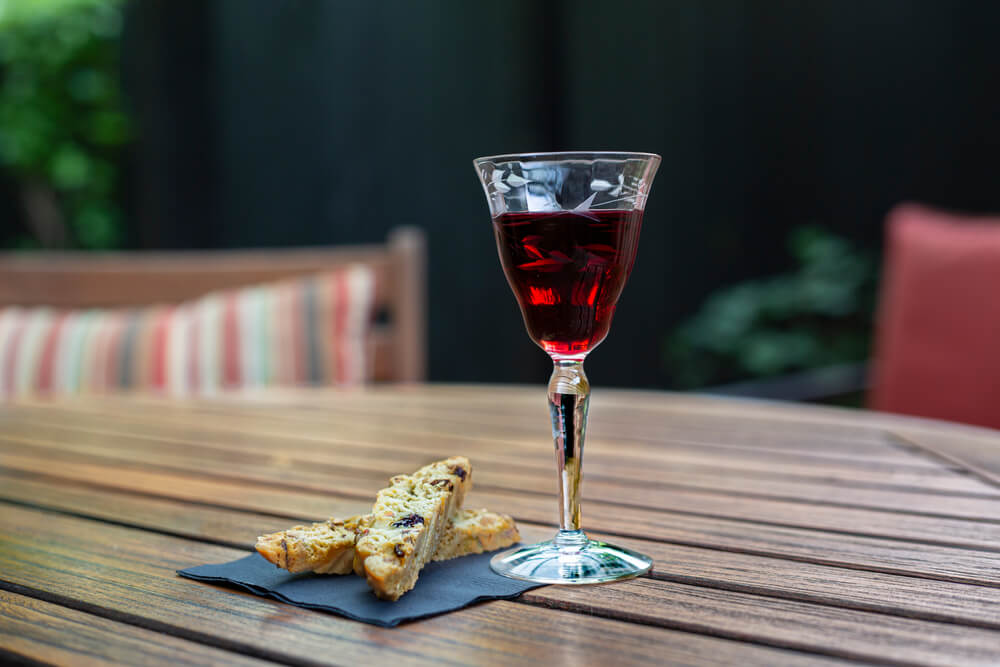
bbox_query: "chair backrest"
[870,204,1000,428]
[0,227,425,383]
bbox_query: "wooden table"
[2,385,1000,666]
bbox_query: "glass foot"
[489,530,652,584]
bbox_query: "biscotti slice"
[258,508,519,574]
[255,516,362,574]
[433,508,520,561]
[354,456,471,600]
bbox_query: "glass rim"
[473,150,661,165]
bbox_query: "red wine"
[493,209,643,357]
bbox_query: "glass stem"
[548,358,590,549]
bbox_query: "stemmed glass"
[474,151,660,584]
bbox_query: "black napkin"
[178,550,542,627]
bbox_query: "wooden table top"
[2,384,1000,666]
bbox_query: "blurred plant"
[666,226,877,389]
[0,0,130,249]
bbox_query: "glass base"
[489,530,652,584]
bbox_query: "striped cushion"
[0,266,375,399]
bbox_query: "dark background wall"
[121,0,1000,387]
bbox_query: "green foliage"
[666,226,877,388]
[0,0,129,249]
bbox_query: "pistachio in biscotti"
[354,456,472,600]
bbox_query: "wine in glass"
[474,151,660,584]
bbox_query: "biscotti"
[354,456,471,600]
[256,508,519,574]
[255,516,361,574]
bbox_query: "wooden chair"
[0,227,425,383]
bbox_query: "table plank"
[3,498,996,666]
[108,398,924,462]
[0,589,274,667]
[895,431,1000,488]
[133,385,991,455]
[7,415,1000,521]
[0,503,851,667]
[584,389,1000,452]
[4,468,1000,631]
[4,433,1000,551]
[0,470,363,547]
[18,402,994,495]
[33,395,945,466]
[24,390,903,445]
[4,451,1000,588]
[2,403,946,477]
[524,579,1000,667]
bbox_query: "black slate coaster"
[178,550,542,627]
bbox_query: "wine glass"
[474,151,660,584]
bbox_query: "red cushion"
[870,203,1000,428]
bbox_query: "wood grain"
[3,428,999,551]
[12,400,994,498]
[3,448,1000,588]
[2,385,1000,665]
[2,501,997,666]
[0,245,393,308]
[524,580,1000,667]
[895,430,1000,487]
[6,412,996,521]
[3,469,999,632]
[0,590,273,666]
[6,395,933,464]
[0,504,847,667]
[5,408,1000,518]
